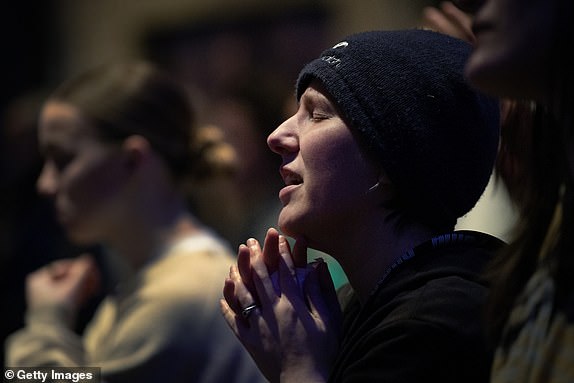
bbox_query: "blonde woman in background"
[5,61,265,383]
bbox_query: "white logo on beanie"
[321,56,341,67]
[332,41,348,49]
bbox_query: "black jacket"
[330,231,504,382]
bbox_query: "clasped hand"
[220,228,342,383]
[26,254,101,326]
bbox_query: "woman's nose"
[267,115,298,156]
[36,162,58,197]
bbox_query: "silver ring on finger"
[241,303,259,319]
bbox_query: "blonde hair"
[49,60,237,183]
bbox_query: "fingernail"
[246,238,257,247]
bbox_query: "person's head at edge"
[36,61,236,247]
[454,0,574,343]
[267,29,500,260]
[464,0,572,106]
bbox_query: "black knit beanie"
[296,29,500,230]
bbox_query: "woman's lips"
[57,211,72,226]
[278,184,301,205]
[55,203,73,226]
[278,166,303,204]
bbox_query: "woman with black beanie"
[221,29,502,382]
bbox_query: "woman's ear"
[121,135,151,173]
[379,172,397,203]
[367,169,396,203]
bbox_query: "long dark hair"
[485,101,564,345]
[484,0,574,344]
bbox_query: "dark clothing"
[330,231,504,383]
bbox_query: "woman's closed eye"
[299,83,341,123]
[310,111,330,121]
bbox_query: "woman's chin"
[65,226,98,246]
[277,213,301,239]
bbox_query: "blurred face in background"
[465,0,557,102]
[37,101,129,244]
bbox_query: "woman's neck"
[105,200,203,272]
[333,218,436,305]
